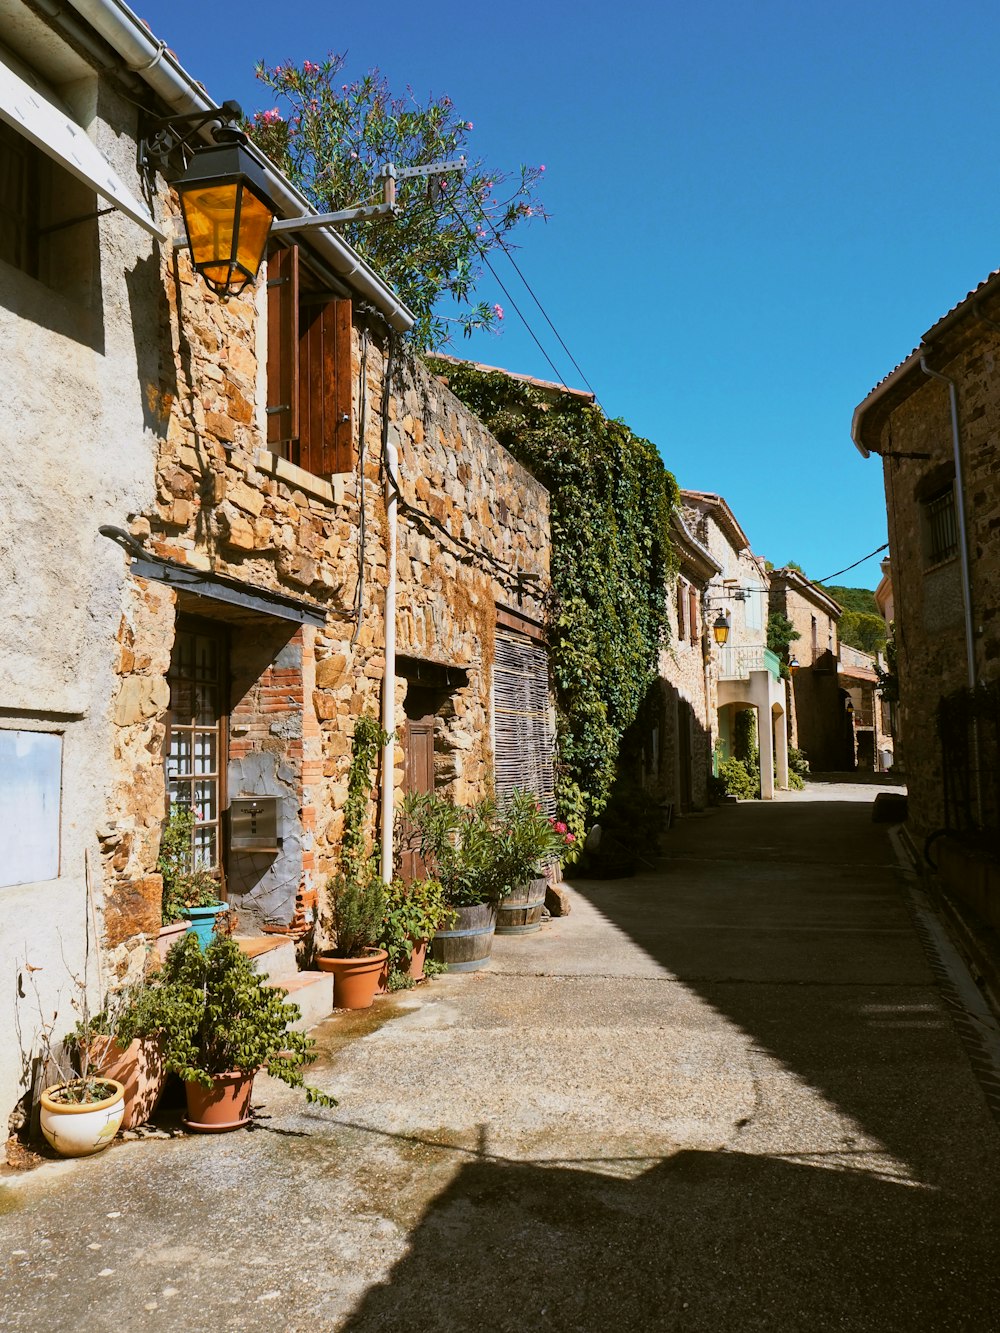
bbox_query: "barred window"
[924,485,957,566]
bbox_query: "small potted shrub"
[494,791,574,935]
[378,876,453,988]
[402,793,508,971]
[316,871,388,1009]
[158,806,228,953]
[68,978,168,1133]
[141,932,334,1131]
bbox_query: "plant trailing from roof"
[248,55,547,349]
[426,362,678,839]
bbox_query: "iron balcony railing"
[718,644,782,682]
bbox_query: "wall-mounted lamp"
[712,611,731,646]
[845,697,855,713]
[788,656,800,674]
[174,131,277,299]
[141,101,466,302]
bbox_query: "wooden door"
[401,688,436,880]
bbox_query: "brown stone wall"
[103,228,550,948]
[658,574,714,810]
[875,329,1000,839]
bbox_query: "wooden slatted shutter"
[688,586,698,643]
[266,244,298,448]
[299,295,354,476]
[493,628,556,816]
[677,581,686,640]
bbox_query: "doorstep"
[234,937,333,1030]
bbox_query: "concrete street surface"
[3,779,1000,1331]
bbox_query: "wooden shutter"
[493,628,556,816]
[299,295,354,476]
[677,581,686,640]
[688,586,698,643]
[266,244,298,447]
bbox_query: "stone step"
[280,972,334,1032]
[235,935,299,986]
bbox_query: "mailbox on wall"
[229,796,281,853]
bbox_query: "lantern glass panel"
[180,181,239,271]
[235,187,273,278]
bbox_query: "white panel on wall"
[0,730,63,888]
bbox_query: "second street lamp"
[713,611,731,646]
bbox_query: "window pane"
[194,781,217,823]
[194,731,217,775]
[167,732,192,779]
[193,825,216,870]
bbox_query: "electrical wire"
[470,202,598,400]
[814,543,890,586]
[443,196,574,393]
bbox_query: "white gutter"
[65,0,416,334]
[850,350,923,458]
[380,431,399,884]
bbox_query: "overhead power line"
[814,543,889,586]
[444,194,574,394]
[472,203,598,400]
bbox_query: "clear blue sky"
[147,0,999,589]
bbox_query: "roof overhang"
[851,268,1000,458]
[0,47,165,240]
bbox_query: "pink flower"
[492,304,504,320]
[539,164,546,172]
[554,820,567,833]
[466,121,474,130]
[566,833,575,843]
[350,151,358,159]
[302,60,319,74]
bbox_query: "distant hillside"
[824,585,879,617]
[824,585,885,655]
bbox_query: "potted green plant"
[157,805,228,953]
[494,791,574,935]
[316,871,389,1009]
[401,793,508,971]
[377,876,453,989]
[68,978,168,1133]
[136,932,333,1131]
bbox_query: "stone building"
[652,491,789,802]
[0,0,551,1127]
[768,568,851,770]
[653,509,722,812]
[851,267,1000,851]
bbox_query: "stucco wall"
[0,57,163,1123]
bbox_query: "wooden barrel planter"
[496,877,548,935]
[431,903,496,971]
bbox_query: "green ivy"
[427,362,678,830]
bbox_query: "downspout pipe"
[380,430,399,884]
[918,359,976,693]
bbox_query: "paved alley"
[3,780,1000,1332]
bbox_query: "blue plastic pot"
[185,903,229,950]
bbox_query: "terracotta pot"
[92,1036,168,1131]
[40,1079,125,1157]
[183,1071,255,1132]
[155,920,188,961]
[376,938,429,994]
[316,948,389,1009]
[407,937,429,981]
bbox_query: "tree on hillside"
[825,584,880,617]
[248,56,547,349]
[838,610,887,656]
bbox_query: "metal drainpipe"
[380,432,399,885]
[918,356,981,820]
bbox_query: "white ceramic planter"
[39,1080,125,1157]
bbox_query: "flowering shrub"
[248,55,547,349]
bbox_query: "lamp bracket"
[138,100,245,180]
[270,200,397,235]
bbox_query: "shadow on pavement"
[342,792,1000,1331]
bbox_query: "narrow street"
[4,781,1000,1332]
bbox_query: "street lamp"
[712,611,731,646]
[174,131,277,300]
[788,656,800,674]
